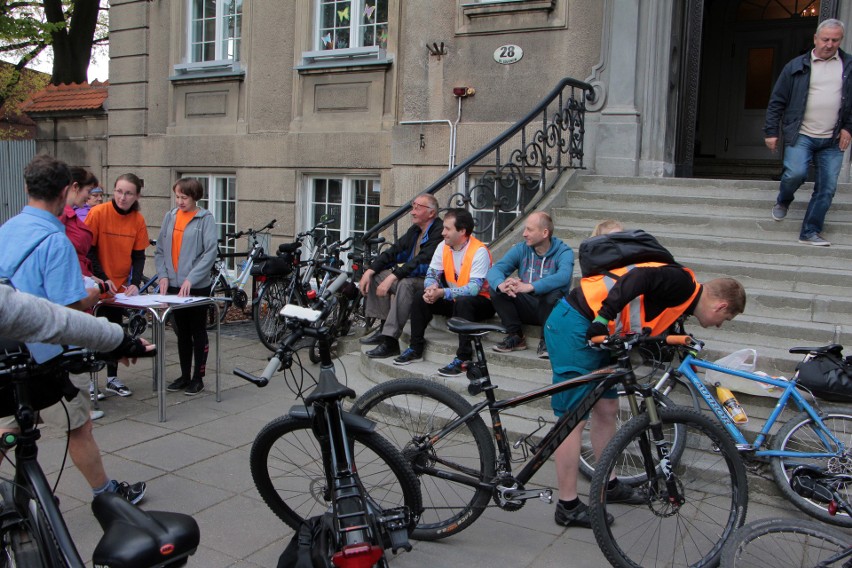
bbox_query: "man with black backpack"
[545,233,746,529]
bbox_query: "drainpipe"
[399,86,475,171]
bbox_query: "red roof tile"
[21,81,109,113]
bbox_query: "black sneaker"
[393,348,423,366]
[536,339,549,359]
[554,501,613,528]
[606,479,646,505]
[115,481,146,505]
[437,358,465,377]
[493,334,527,353]
[167,376,190,392]
[184,380,204,396]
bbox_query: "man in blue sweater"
[486,212,574,358]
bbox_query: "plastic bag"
[705,348,784,398]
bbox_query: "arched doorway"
[685,0,836,178]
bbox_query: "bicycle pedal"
[539,489,553,504]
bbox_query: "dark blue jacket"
[764,49,852,146]
[368,218,442,279]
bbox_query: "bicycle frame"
[410,334,639,493]
[7,419,86,567]
[675,355,847,459]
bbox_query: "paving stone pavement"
[8,321,806,567]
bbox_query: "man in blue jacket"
[486,212,573,358]
[764,18,852,247]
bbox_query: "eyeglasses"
[412,202,433,211]
[113,190,137,198]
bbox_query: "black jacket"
[369,218,442,280]
[764,49,852,145]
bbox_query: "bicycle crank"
[495,483,553,511]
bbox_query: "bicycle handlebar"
[232,268,351,387]
[590,333,700,349]
[225,219,277,241]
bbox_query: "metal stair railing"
[361,77,595,248]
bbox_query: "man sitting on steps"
[358,193,442,359]
[394,208,495,377]
[486,212,573,359]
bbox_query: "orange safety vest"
[441,237,492,299]
[579,263,699,335]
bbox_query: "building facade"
[61,0,852,243]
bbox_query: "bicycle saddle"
[789,343,843,356]
[446,317,507,336]
[278,242,300,254]
[92,492,200,568]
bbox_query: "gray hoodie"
[155,207,218,289]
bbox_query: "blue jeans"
[776,134,843,239]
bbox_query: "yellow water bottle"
[715,382,748,424]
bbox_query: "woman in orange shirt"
[154,178,218,395]
[85,173,150,397]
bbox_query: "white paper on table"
[113,293,207,306]
[112,293,162,307]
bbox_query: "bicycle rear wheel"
[579,390,685,485]
[206,273,230,329]
[719,517,851,568]
[351,378,497,541]
[253,277,294,351]
[770,407,852,528]
[250,416,422,534]
[589,407,748,568]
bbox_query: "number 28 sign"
[493,44,523,65]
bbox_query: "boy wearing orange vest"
[393,209,495,376]
[546,264,746,528]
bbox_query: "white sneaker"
[105,378,133,397]
[89,382,105,401]
[90,409,105,420]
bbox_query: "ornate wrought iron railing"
[362,76,594,247]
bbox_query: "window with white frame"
[189,0,243,64]
[316,0,388,51]
[305,175,381,247]
[191,174,238,269]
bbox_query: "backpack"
[795,349,852,403]
[276,514,334,568]
[578,230,677,278]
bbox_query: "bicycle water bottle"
[715,382,748,424]
[239,259,248,273]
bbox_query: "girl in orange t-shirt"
[85,173,149,396]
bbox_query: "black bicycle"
[0,341,199,567]
[233,269,422,567]
[352,323,748,567]
[253,218,333,351]
[720,467,852,567]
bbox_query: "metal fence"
[0,140,35,225]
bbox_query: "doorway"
[691,0,822,179]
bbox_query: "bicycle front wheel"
[253,277,293,351]
[206,273,230,329]
[579,390,685,485]
[589,407,748,568]
[770,407,852,527]
[351,378,497,541]
[250,416,422,534]
[719,517,851,568]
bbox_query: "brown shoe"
[493,334,527,353]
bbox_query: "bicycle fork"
[632,384,685,509]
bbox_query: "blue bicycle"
[650,338,852,527]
